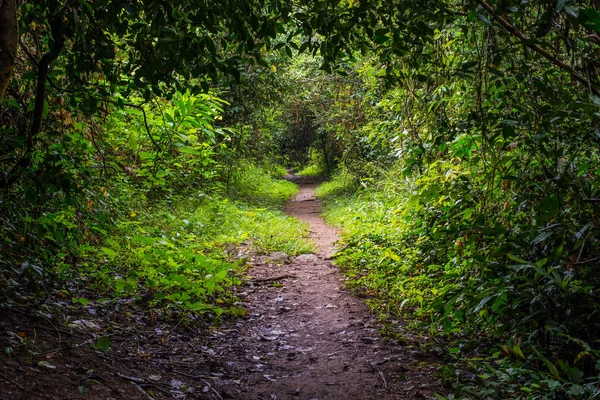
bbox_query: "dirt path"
[212,179,441,399]
[0,179,443,400]
[284,182,339,257]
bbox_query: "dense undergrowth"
[5,1,600,397]
[317,167,600,399]
[1,162,310,319]
[1,87,312,323]
[78,167,310,316]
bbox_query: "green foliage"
[305,15,600,392]
[5,0,600,396]
[0,72,309,320]
[297,164,325,177]
[297,149,329,177]
[314,170,359,200]
[102,91,233,194]
[92,337,111,352]
[319,157,600,398]
[2,162,309,320]
[80,193,308,316]
[227,161,299,208]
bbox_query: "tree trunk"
[0,0,18,105]
[0,7,63,190]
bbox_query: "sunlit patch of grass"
[228,161,299,208]
[203,198,314,255]
[66,162,312,320]
[315,172,362,226]
[297,163,326,177]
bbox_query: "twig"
[0,370,25,390]
[117,372,146,384]
[539,223,562,232]
[200,378,224,400]
[88,119,108,176]
[378,370,389,391]
[167,316,186,335]
[18,38,38,66]
[172,371,215,380]
[575,256,600,265]
[35,347,65,357]
[238,287,259,299]
[577,228,592,263]
[111,101,162,152]
[30,325,72,336]
[252,274,296,283]
[583,198,600,203]
[154,359,208,366]
[135,103,161,152]
[130,382,154,400]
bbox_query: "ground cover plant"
[4,0,600,398]
[317,162,600,398]
[53,166,311,317]
[1,85,311,317]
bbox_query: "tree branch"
[0,0,18,105]
[110,101,162,152]
[1,7,64,189]
[476,0,600,96]
[29,16,64,147]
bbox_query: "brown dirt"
[210,179,443,399]
[0,301,226,399]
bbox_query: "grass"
[316,171,398,238]
[228,160,297,208]
[60,162,313,320]
[297,163,327,177]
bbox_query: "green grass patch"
[228,161,298,208]
[58,163,312,321]
[297,163,326,177]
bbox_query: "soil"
[0,177,444,400]
[210,177,443,399]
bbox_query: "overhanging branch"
[476,0,600,96]
[109,100,162,152]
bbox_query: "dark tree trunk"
[0,0,18,105]
[1,7,63,189]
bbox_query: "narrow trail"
[284,180,339,258]
[213,178,441,399]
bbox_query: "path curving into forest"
[211,177,442,399]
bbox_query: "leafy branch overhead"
[3,0,600,398]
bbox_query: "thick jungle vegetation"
[3,0,600,398]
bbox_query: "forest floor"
[210,176,443,399]
[0,177,443,400]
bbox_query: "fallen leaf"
[170,378,184,389]
[38,361,56,369]
[69,320,101,330]
[92,336,111,352]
